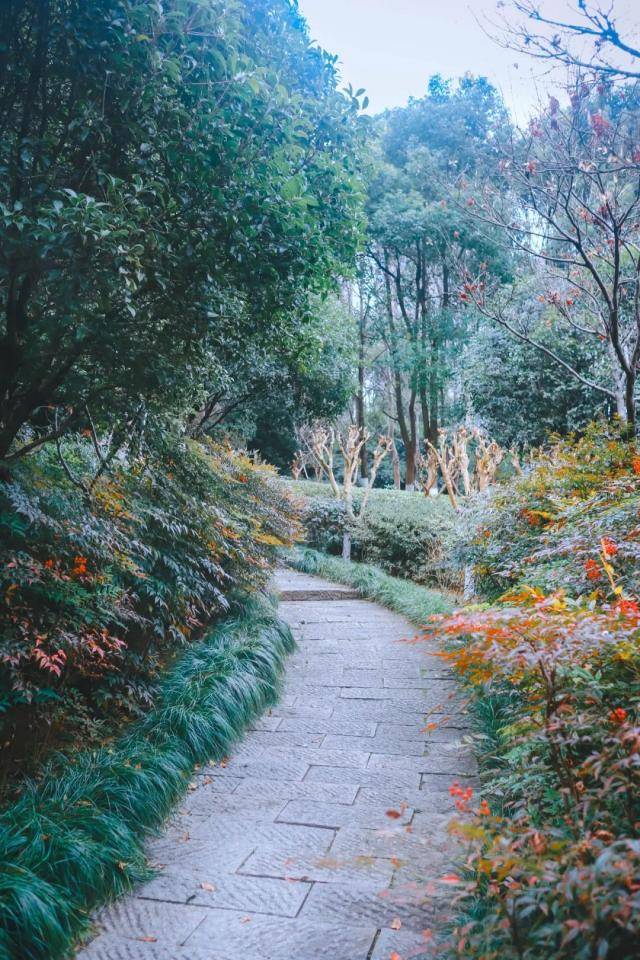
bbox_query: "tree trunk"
[405,391,417,491]
[342,528,352,561]
[463,564,475,601]
[624,370,636,435]
[357,294,368,478]
[405,443,416,491]
[391,438,401,489]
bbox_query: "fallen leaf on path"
[390,917,402,930]
[200,882,216,892]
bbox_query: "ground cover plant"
[424,423,640,960]
[0,594,293,960]
[283,546,453,622]
[0,438,298,792]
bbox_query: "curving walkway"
[78,569,475,960]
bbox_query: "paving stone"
[89,900,207,949]
[370,926,447,960]
[233,777,359,804]
[230,743,370,770]
[383,674,453,687]
[330,697,467,727]
[341,668,384,686]
[300,881,449,931]
[340,683,460,706]
[249,714,281,732]
[239,848,395,886]
[184,908,377,960]
[210,756,310,781]
[180,772,241,791]
[322,733,426,757]
[355,787,455,816]
[138,870,311,917]
[329,823,454,873]
[147,833,257,874]
[231,730,325,750]
[277,716,377,737]
[277,799,413,829]
[77,936,178,960]
[378,720,471,742]
[163,792,284,827]
[331,701,443,723]
[304,763,421,790]
[420,773,478,793]
[367,752,476,777]
[270,702,335,719]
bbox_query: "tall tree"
[364,76,509,486]
[467,81,640,429]
[0,0,364,463]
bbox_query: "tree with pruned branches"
[296,424,392,559]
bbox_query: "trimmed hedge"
[0,594,293,960]
[283,547,454,623]
[289,482,459,591]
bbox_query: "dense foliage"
[0,0,363,461]
[0,0,361,789]
[428,424,640,960]
[0,594,293,960]
[0,439,297,786]
[292,481,457,589]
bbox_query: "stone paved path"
[78,569,475,960]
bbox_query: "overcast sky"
[297,0,640,121]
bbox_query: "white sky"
[298,0,640,121]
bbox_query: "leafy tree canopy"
[0,0,365,461]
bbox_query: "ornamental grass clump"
[0,596,293,960]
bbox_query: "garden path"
[77,569,475,960]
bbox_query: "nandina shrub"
[463,421,640,600]
[427,592,640,959]
[0,436,298,785]
[427,426,640,960]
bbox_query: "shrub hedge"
[428,423,640,960]
[0,594,293,960]
[288,481,458,590]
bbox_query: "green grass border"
[0,594,294,960]
[282,547,454,623]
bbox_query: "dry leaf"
[200,882,216,892]
[390,918,402,930]
[135,937,157,943]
